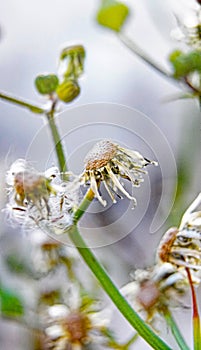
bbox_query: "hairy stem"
[0,91,45,114]
[68,225,172,350]
[163,308,190,350]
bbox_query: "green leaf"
[35,74,59,95]
[96,0,129,32]
[0,286,24,317]
[169,50,201,79]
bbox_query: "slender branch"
[117,32,173,82]
[0,91,45,114]
[163,308,190,350]
[68,225,172,350]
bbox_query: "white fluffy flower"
[40,283,112,350]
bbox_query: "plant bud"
[59,45,85,79]
[35,74,59,95]
[56,79,80,103]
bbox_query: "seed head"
[80,140,157,207]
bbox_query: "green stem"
[46,111,68,176]
[73,188,95,223]
[0,91,45,114]
[68,225,172,350]
[163,308,190,350]
[118,32,173,82]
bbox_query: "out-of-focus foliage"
[0,285,24,317]
[96,0,129,32]
[169,50,201,79]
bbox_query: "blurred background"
[0,0,200,349]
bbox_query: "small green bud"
[169,50,201,79]
[35,74,59,95]
[56,79,80,103]
[96,0,129,32]
[59,45,86,79]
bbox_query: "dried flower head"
[39,283,112,350]
[121,263,187,325]
[157,193,201,273]
[80,140,157,206]
[5,160,80,233]
[7,159,56,214]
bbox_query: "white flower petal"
[106,166,134,201]
[45,324,64,340]
[48,304,69,319]
[90,172,107,206]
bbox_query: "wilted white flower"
[39,283,112,350]
[121,263,187,325]
[4,160,80,233]
[80,140,157,207]
[157,193,201,276]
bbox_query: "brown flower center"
[84,140,117,171]
[64,312,89,343]
[137,280,160,310]
[14,171,48,201]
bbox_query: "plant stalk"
[46,111,68,176]
[163,308,190,350]
[68,225,172,350]
[0,91,45,114]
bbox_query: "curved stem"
[163,308,190,350]
[68,225,172,350]
[0,91,45,114]
[118,32,173,82]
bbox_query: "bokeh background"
[0,0,200,349]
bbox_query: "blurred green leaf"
[96,0,129,32]
[169,50,201,79]
[0,286,24,317]
[35,74,59,95]
[6,254,33,277]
